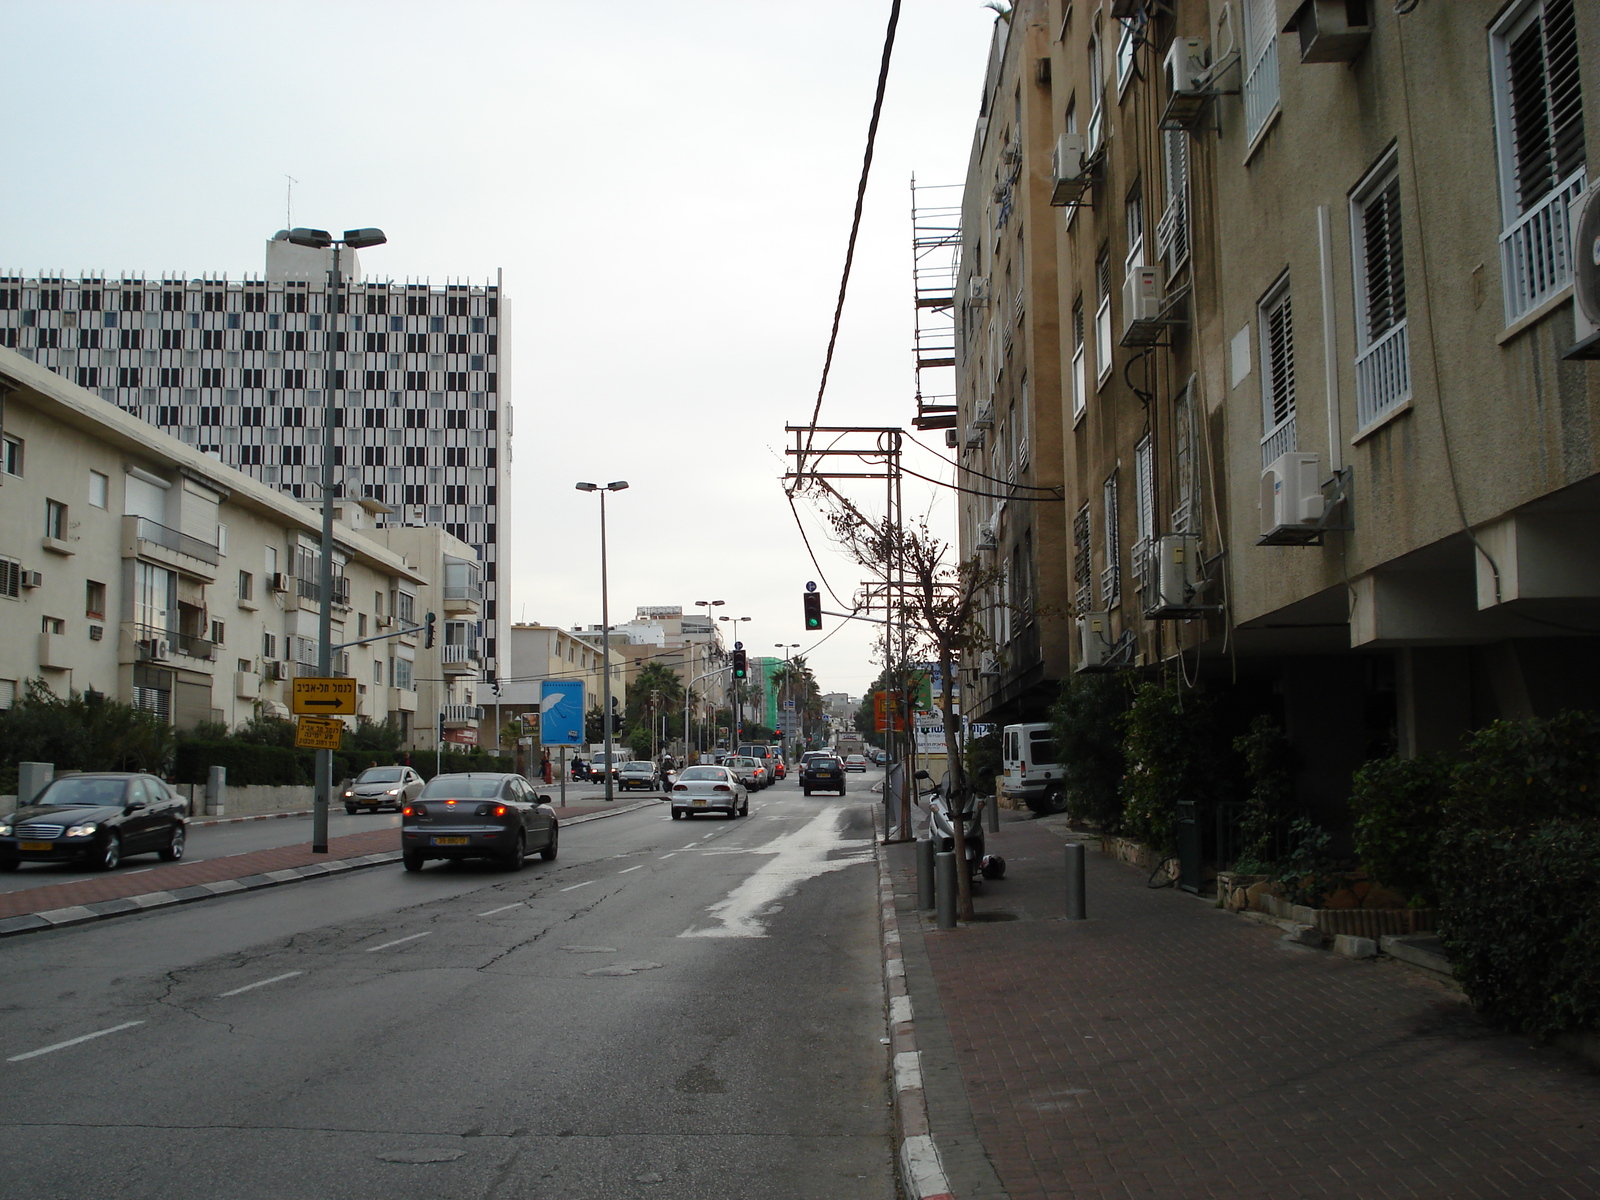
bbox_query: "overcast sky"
[2,0,999,697]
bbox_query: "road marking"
[364,932,431,953]
[659,852,677,859]
[478,903,523,916]
[8,1021,145,1062]
[219,971,303,998]
[618,865,643,874]
[560,881,594,892]
[683,843,700,849]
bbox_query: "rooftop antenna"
[285,174,299,228]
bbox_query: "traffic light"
[803,590,822,631]
[732,648,747,679]
[424,612,436,648]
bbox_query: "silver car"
[401,773,558,871]
[343,765,424,813]
[725,756,768,791]
[669,765,749,819]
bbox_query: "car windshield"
[33,777,130,806]
[678,767,727,782]
[621,763,653,773]
[810,758,841,769]
[420,777,506,799]
[356,768,405,784]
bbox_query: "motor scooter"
[916,770,1005,885]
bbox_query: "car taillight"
[493,804,508,817]
[402,804,420,817]
[673,784,688,791]
[445,799,458,807]
[714,784,731,792]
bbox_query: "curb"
[876,819,956,1200]
[0,797,662,940]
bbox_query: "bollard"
[17,762,53,811]
[916,838,936,910]
[1064,841,1087,920]
[205,764,226,817]
[935,851,958,930]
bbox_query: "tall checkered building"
[0,234,509,674]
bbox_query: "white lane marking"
[618,865,643,874]
[365,932,431,953]
[8,1021,145,1062]
[478,903,523,916]
[659,852,677,859]
[560,881,594,892]
[682,843,700,849]
[218,971,303,998]
[680,807,872,939]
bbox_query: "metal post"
[598,489,615,803]
[558,746,567,807]
[1065,841,1087,920]
[16,762,53,810]
[312,243,343,855]
[205,765,226,817]
[987,781,1000,832]
[935,850,957,929]
[916,837,936,910]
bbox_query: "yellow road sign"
[292,676,357,715]
[295,715,345,750]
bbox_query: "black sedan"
[401,773,558,872]
[0,773,188,871]
[801,756,847,796]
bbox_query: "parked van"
[1001,723,1067,814]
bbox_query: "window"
[393,656,413,690]
[4,435,22,476]
[1087,19,1105,153]
[0,559,17,600]
[85,580,106,620]
[1071,298,1087,421]
[396,591,415,624]
[0,679,14,709]
[45,499,67,541]
[1072,504,1092,608]
[1351,160,1411,428]
[1115,16,1136,91]
[1172,386,1198,534]
[1492,0,1586,323]
[1124,189,1145,273]
[211,619,225,645]
[1243,0,1281,145]
[88,471,109,508]
[1095,247,1113,385]
[42,616,64,636]
[263,631,278,659]
[1101,472,1121,609]
[1259,275,1297,464]
[1160,128,1190,272]
[1133,435,1155,585]
[239,570,253,602]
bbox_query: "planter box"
[1257,889,1436,936]
[1215,871,1267,912]
[1098,835,1179,883]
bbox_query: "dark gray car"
[401,773,558,872]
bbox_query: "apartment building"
[0,345,472,747]
[0,234,509,686]
[955,0,1600,797]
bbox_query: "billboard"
[539,679,585,746]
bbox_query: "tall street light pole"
[718,614,751,747]
[577,481,628,802]
[286,226,386,854]
[776,642,799,757]
[690,600,724,756]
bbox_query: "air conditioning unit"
[19,570,42,589]
[976,522,998,551]
[268,572,289,592]
[1259,452,1326,544]
[1050,134,1090,206]
[1076,612,1112,671]
[1567,184,1600,359]
[1143,534,1205,617]
[968,276,990,304]
[972,401,995,429]
[965,426,986,450]
[376,614,394,629]
[1001,141,1022,167]
[977,653,1001,678]
[944,429,959,449]
[1285,0,1372,65]
[1122,266,1164,338]
[1164,36,1208,95]
[265,660,288,681]
[991,181,1008,204]
[148,638,171,662]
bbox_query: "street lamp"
[576,481,629,801]
[689,600,724,755]
[776,643,800,757]
[718,615,752,747]
[286,226,386,854]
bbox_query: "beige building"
[954,1,1600,803]
[0,345,476,750]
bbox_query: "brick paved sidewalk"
[888,820,1600,1200]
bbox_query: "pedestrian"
[540,750,553,785]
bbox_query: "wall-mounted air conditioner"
[968,277,990,304]
[965,426,986,450]
[1001,141,1022,167]
[266,660,289,681]
[1164,36,1208,95]
[147,638,171,662]
[1122,266,1164,337]
[1285,0,1372,65]
[1050,134,1090,206]
[976,522,998,551]
[991,181,1008,204]
[977,653,1001,678]
[944,429,959,449]
[972,401,995,429]
[1259,452,1325,544]
[268,572,289,592]
[376,614,395,629]
[1142,534,1205,617]
[20,570,42,589]
[1076,612,1111,671]
[1568,184,1600,359]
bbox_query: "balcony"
[441,643,480,675]
[441,583,482,616]
[1355,321,1410,431]
[1500,169,1586,326]
[440,704,483,727]
[122,623,215,666]
[388,687,418,713]
[122,515,218,581]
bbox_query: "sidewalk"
[886,817,1600,1200]
[0,798,659,938]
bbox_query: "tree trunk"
[938,645,974,921]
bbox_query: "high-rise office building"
[0,234,509,674]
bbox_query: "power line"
[902,430,1064,494]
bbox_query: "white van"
[1001,723,1068,814]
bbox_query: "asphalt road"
[0,780,894,1200]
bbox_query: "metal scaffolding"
[910,176,962,431]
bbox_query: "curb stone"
[0,798,660,939]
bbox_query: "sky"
[2,0,1000,697]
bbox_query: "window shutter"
[1265,292,1296,430]
[1509,0,1586,212]
[1362,177,1406,342]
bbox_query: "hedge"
[175,741,506,787]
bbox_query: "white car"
[843,754,870,772]
[669,765,749,819]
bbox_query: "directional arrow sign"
[294,715,345,750]
[292,677,357,715]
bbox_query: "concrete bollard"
[1064,841,1087,920]
[205,765,227,817]
[935,851,958,930]
[916,838,936,910]
[17,762,53,810]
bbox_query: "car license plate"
[18,841,52,851]
[432,836,470,846]
[693,799,707,806]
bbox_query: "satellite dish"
[1567,184,1600,360]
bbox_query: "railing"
[442,583,483,603]
[442,644,478,665]
[440,704,483,724]
[1260,415,1297,467]
[1130,537,1150,587]
[131,516,218,565]
[1100,563,1120,609]
[294,659,321,678]
[174,631,216,661]
[1500,169,1586,326]
[130,623,213,661]
[296,576,319,602]
[1243,37,1280,145]
[1355,320,1411,430]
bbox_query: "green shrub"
[0,680,174,790]
[1451,710,1600,831]
[175,741,309,786]
[1232,716,1297,871]
[1047,674,1131,831]
[1348,754,1456,906]
[1271,818,1344,908]
[964,729,1002,798]
[1119,682,1240,852]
